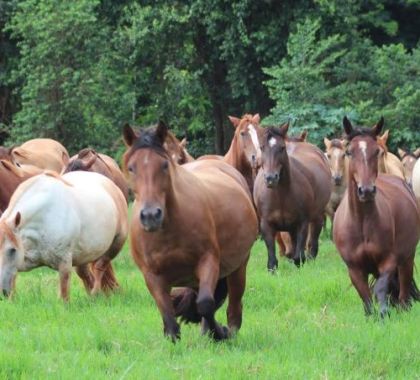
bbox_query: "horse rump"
[171,278,228,324]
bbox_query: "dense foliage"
[0,0,419,155]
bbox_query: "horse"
[164,132,195,164]
[333,117,420,317]
[253,124,331,269]
[398,148,420,187]
[122,121,258,341]
[10,138,69,173]
[0,160,42,212]
[376,131,405,180]
[324,138,348,235]
[64,148,129,202]
[413,159,420,207]
[0,171,128,300]
[0,146,14,161]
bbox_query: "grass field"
[0,231,419,380]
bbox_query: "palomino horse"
[398,148,420,187]
[199,114,262,193]
[0,160,42,212]
[0,171,128,300]
[254,124,331,269]
[11,138,69,173]
[64,148,129,202]
[334,117,420,316]
[324,138,348,234]
[376,131,405,180]
[123,122,258,341]
[413,159,420,206]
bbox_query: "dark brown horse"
[333,117,420,316]
[253,124,331,269]
[64,148,129,202]
[123,122,258,341]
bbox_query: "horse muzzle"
[264,172,280,188]
[357,184,376,202]
[140,206,164,232]
[332,174,342,186]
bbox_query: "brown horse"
[64,148,129,202]
[0,160,42,212]
[398,148,420,187]
[11,138,69,173]
[324,138,348,234]
[254,124,331,269]
[164,133,195,164]
[333,117,420,317]
[376,131,405,180]
[122,122,258,341]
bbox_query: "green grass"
[0,232,419,380]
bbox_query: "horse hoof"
[213,325,229,341]
[267,267,277,275]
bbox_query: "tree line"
[0,0,419,158]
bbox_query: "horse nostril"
[372,185,376,194]
[357,186,363,196]
[274,173,279,180]
[155,208,162,218]
[140,210,146,221]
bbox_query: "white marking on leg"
[247,124,261,159]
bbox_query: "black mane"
[345,126,377,141]
[130,125,169,158]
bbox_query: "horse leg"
[348,267,372,315]
[75,264,94,294]
[58,261,72,302]
[293,222,309,267]
[261,220,277,272]
[373,271,391,318]
[195,253,228,341]
[144,271,180,342]
[226,258,248,335]
[90,256,111,295]
[308,215,323,259]
[398,261,414,308]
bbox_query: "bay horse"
[376,131,405,180]
[11,138,69,173]
[254,124,331,269]
[333,117,420,316]
[324,138,348,235]
[0,171,128,300]
[64,148,129,202]
[123,121,258,341]
[0,160,42,212]
[398,148,419,187]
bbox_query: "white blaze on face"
[268,137,277,147]
[143,151,150,165]
[358,141,368,166]
[247,124,261,159]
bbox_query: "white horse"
[0,171,128,300]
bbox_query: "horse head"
[398,147,419,187]
[343,116,384,202]
[123,121,173,232]
[324,138,347,186]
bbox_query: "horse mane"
[0,220,18,247]
[126,126,170,159]
[345,127,377,142]
[330,139,345,149]
[264,126,287,140]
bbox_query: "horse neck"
[224,137,254,188]
[347,176,377,219]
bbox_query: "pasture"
[0,232,419,379]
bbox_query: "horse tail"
[171,278,228,324]
[99,261,119,291]
[388,270,420,306]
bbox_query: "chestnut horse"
[324,138,348,234]
[64,148,129,202]
[0,160,42,212]
[254,124,331,269]
[0,171,128,300]
[123,122,258,341]
[11,138,69,173]
[398,148,419,187]
[164,133,195,164]
[376,131,405,180]
[413,159,420,206]
[333,117,420,316]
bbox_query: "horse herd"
[0,114,419,342]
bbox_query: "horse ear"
[252,113,260,124]
[180,138,188,148]
[14,212,21,228]
[279,122,289,137]
[300,130,307,142]
[372,117,384,136]
[379,129,389,145]
[156,120,168,145]
[397,148,406,159]
[343,116,353,136]
[324,137,331,149]
[228,116,241,128]
[122,123,137,147]
[413,148,420,158]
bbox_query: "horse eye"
[128,165,135,173]
[7,248,16,258]
[345,150,352,157]
[162,161,169,170]
[376,149,380,156]
[240,131,246,137]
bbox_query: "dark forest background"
[1,0,419,158]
